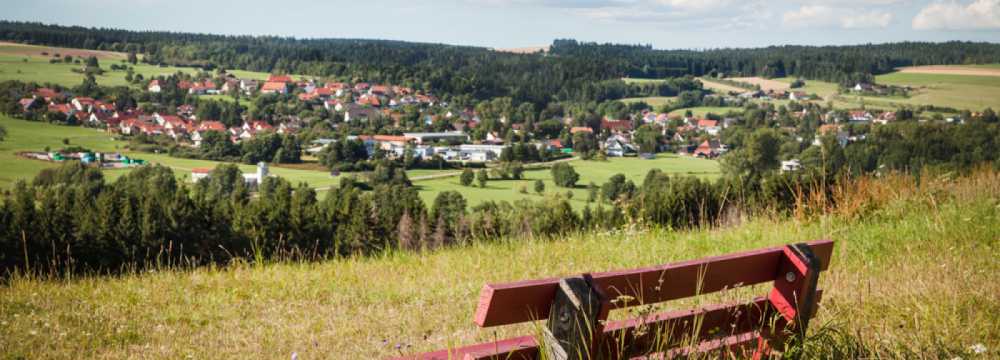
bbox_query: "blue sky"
[2,0,999,49]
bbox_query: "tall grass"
[0,169,998,358]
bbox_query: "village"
[15,70,928,181]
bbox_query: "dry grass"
[728,77,791,92]
[897,65,1000,77]
[1,170,998,358]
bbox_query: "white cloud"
[842,10,893,28]
[783,5,893,29]
[655,0,735,11]
[913,0,1000,30]
[783,5,837,27]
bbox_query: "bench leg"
[544,275,609,360]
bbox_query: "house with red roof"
[261,81,288,95]
[696,119,720,136]
[33,88,61,101]
[267,74,293,83]
[71,97,95,112]
[570,126,594,134]
[694,140,724,158]
[19,98,38,112]
[601,118,634,133]
[358,94,381,107]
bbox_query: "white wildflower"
[291,352,298,360]
[970,343,986,354]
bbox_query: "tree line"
[4,21,1000,108]
[3,113,998,275]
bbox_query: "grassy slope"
[0,42,285,88]
[1,171,997,358]
[620,96,676,107]
[415,155,720,208]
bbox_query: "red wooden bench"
[395,240,834,360]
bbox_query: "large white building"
[191,162,270,186]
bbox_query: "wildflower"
[291,352,298,360]
[970,343,986,354]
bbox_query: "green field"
[414,155,720,208]
[622,77,668,84]
[196,94,256,111]
[775,71,1000,112]
[620,96,676,107]
[1,170,996,358]
[774,77,839,98]
[872,72,1000,111]
[0,115,342,189]
[0,41,284,88]
[0,54,200,88]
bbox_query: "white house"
[190,162,270,186]
[605,135,638,157]
[458,144,506,162]
[403,131,469,145]
[781,159,802,173]
[148,80,162,93]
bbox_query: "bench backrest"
[399,239,835,359]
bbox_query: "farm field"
[414,154,720,208]
[620,96,676,107]
[696,77,748,93]
[728,77,789,91]
[1,169,996,358]
[896,64,1000,77]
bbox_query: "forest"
[4,21,1000,107]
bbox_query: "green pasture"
[413,154,720,208]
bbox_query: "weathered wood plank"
[404,292,823,360]
[475,240,834,327]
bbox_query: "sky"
[2,0,999,49]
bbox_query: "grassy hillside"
[0,41,287,88]
[620,96,676,107]
[1,170,996,358]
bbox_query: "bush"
[551,163,579,188]
[460,169,474,186]
[476,169,489,188]
[534,179,545,194]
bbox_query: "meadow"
[1,169,996,358]
[414,154,720,208]
[0,41,286,88]
[619,96,676,107]
[0,115,342,189]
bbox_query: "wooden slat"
[599,296,772,357]
[406,291,823,360]
[475,240,834,327]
